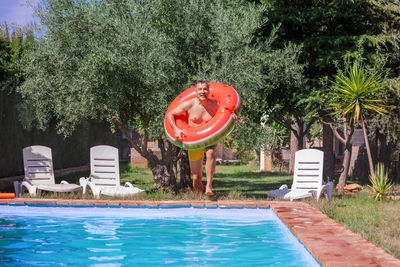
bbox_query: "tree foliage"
[1,23,34,92]
[255,0,400,175]
[262,0,400,79]
[257,0,400,128]
[19,0,176,136]
[329,61,387,126]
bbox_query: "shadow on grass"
[215,171,289,179]
[55,171,90,184]
[212,171,292,199]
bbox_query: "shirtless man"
[167,80,219,196]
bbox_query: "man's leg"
[188,150,205,195]
[205,146,216,195]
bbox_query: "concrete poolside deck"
[1,199,399,267]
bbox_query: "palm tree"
[330,61,388,180]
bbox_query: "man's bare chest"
[188,105,212,124]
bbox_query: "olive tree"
[18,0,303,191]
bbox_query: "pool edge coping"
[1,198,399,267]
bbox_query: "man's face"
[195,82,209,101]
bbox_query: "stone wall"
[130,141,161,168]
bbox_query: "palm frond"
[328,62,387,123]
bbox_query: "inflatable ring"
[0,193,15,199]
[164,82,242,150]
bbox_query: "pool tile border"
[1,198,399,267]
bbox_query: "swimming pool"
[0,205,321,266]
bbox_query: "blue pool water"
[0,205,320,266]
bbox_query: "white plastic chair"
[80,145,144,199]
[19,145,83,197]
[268,149,332,202]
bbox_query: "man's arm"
[167,100,193,141]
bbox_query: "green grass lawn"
[50,164,400,259]
[120,164,293,200]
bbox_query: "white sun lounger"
[19,145,83,197]
[80,145,144,199]
[268,149,332,202]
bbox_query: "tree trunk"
[151,139,178,192]
[337,142,351,194]
[325,119,354,195]
[360,115,375,179]
[275,115,316,174]
[323,122,334,181]
[105,107,177,192]
[377,131,391,169]
[148,155,177,193]
[289,120,306,174]
[289,130,298,174]
[178,149,192,190]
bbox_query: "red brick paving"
[0,198,399,267]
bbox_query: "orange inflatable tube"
[164,82,241,150]
[0,193,15,199]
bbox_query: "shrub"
[368,163,393,201]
